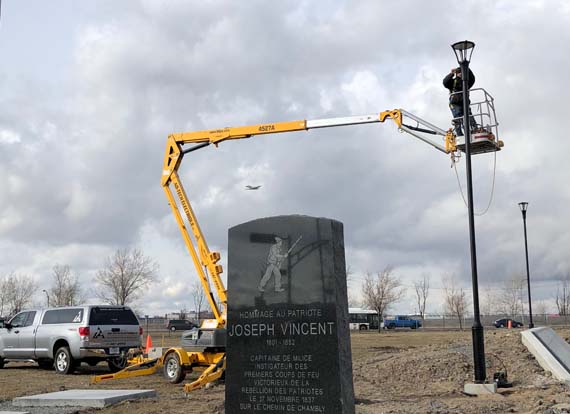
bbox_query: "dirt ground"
[1,328,569,414]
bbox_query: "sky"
[1,0,569,317]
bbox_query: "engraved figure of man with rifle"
[257,236,302,293]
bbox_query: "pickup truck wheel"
[38,359,54,370]
[108,355,128,373]
[163,352,186,384]
[54,346,76,375]
[0,357,4,369]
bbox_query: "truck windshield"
[89,307,139,325]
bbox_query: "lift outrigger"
[91,89,503,392]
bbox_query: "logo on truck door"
[93,327,105,339]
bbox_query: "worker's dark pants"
[450,103,477,136]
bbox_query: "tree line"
[0,248,158,318]
[354,265,570,331]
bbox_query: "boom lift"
[91,90,503,392]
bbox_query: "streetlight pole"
[519,202,534,329]
[452,40,486,383]
[42,289,50,307]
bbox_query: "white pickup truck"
[0,305,142,374]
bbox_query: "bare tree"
[361,266,405,332]
[535,300,548,324]
[413,273,430,323]
[535,300,548,316]
[12,274,37,315]
[347,289,361,308]
[49,264,83,307]
[0,272,38,316]
[95,248,158,306]
[191,281,206,325]
[443,274,469,330]
[555,274,570,316]
[0,274,11,316]
[497,273,525,318]
[481,286,497,316]
[345,265,360,307]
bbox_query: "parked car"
[383,315,422,329]
[166,319,197,332]
[0,305,142,374]
[494,318,523,328]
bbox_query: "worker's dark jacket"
[443,69,475,105]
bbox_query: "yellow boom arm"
[160,109,479,328]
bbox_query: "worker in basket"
[443,67,478,136]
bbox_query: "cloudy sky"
[1,0,569,317]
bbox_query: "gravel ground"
[0,399,83,414]
[1,328,569,413]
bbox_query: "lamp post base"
[472,325,486,382]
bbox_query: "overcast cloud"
[1,0,569,316]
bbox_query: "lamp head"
[518,201,528,213]
[452,40,475,64]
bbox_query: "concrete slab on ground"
[0,411,31,414]
[521,327,570,383]
[12,389,157,408]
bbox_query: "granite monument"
[225,215,354,414]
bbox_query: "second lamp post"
[519,201,534,329]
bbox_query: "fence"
[420,313,570,329]
[139,316,212,332]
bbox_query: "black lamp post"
[452,40,486,383]
[519,202,534,329]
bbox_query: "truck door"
[17,311,38,357]
[1,312,30,358]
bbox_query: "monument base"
[463,383,497,396]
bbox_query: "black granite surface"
[532,327,570,373]
[225,215,354,414]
